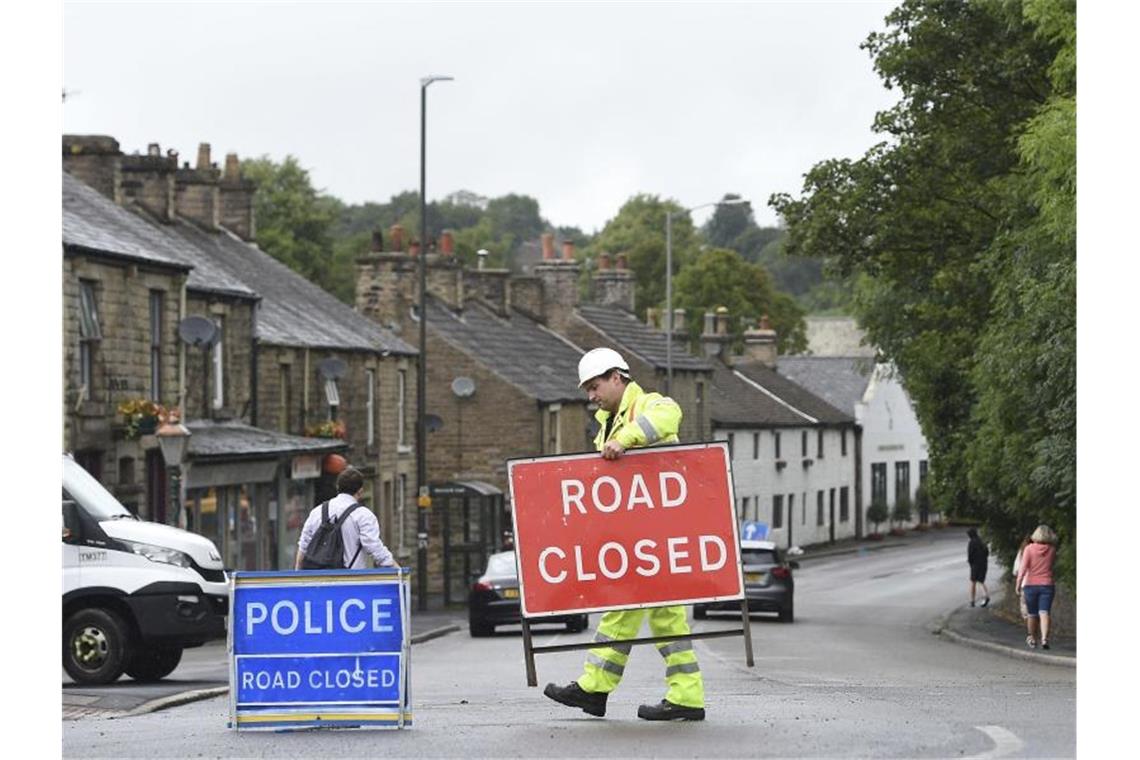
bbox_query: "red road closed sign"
[508,442,743,616]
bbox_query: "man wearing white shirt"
[294,466,399,570]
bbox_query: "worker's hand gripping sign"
[508,442,743,616]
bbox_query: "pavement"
[63,528,1075,721]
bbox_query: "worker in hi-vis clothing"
[543,347,706,721]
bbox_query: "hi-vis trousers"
[576,605,704,708]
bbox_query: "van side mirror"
[62,500,82,543]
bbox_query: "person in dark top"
[967,528,991,608]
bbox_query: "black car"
[468,551,589,637]
[693,540,797,622]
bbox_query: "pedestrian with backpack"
[294,467,399,571]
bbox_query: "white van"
[62,454,228,685]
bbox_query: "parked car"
[693,540,797,622]
[468,551,588,637]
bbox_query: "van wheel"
[693,606,707,620]
[779,602,794,623]
[125,646,183,682]
[567,615,588,633]
[470,620,494,637]
[64,608,129,685]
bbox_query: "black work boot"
[543,682,607,717]
[637,699,706,721]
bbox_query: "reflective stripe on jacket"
[592,381,682,452]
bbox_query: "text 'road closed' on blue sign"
[228,568,411,732]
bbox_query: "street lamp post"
[156,415,191,528]
[417,74,453,611]
[664,198,749,395]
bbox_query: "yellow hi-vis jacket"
[592,381,681,452]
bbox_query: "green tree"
[891,492,913,529]
[672,247,807,354]
[242,155,347,300]
[867,500,889,535]
[769,0,1074,584]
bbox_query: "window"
[774,431,781,459]
[741,496,750,519]
[366,369,376,447]
[919,459,928,484]
[801,431,808,457]
[278,365,291,432]
[324,378,340,420]
[753,433,760,459]
[817,490,824,526]
[397,369,408,448]
[840,486,850,522]
[841,429,848,456]
[789,493,796,526]
[548,406,561,454]
[212,316,224,410]
[696,382,705,438]
[895,461,911,502]
[149,291,163,401]
[78,280,101,400]
[396,474,408,552]
[829,488,836,527]
[772,494,784,528]
[872,462,887,506]
[727,433,735,460]
[817,429,824,459]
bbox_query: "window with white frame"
[366,368,376,447]
[397,369,407,448]
[78,280,101,401]
[212,316,224,410]
[324,378,340,420]
[753,432,759,459]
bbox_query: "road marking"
[964,725,1024,759]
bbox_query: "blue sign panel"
[741,520,769,541]
[228,568,411,731]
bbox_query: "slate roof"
[63,171,258,298]
[426,297,584,403]
[575,304,711,372]
[709,360,854,428]
[776,356,876,415]
[186,419,346,459]
[164,222,416,355]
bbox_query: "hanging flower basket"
[117,399,169,440]
[304,419,347,440]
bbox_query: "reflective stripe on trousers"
[576,605,704,708]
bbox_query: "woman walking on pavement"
[967,528,991,607]
[1016,524,1058,649]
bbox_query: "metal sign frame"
[227,567,412,731]
[507,441,754,686]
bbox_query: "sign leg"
[521,617,538,687]
[740,598,755,667]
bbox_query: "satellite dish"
[425,414,444,432]
[451,376,476,398]
[177,316,218,347]
[317,357,348,380]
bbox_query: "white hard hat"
[578,347,629,387]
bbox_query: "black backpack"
[300,501,363,570]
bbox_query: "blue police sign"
[741,520,769,541]
[228,568,411,731]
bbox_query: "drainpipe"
[249,302,259,427]
[302,348,310,428]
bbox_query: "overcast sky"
[63,1,899,233]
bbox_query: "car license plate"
[745,572,766,583]
[503,588,519,599]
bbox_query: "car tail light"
[472,580,493,592]
[771,566,791,580]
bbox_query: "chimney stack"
[562,240,576,261]
[63,135,123,203]
[646,307,660,329]
[534,236,580,332]
[672,308,686,334]
[196,143,211,171]
[701,307,732,362]
[541,232,556,260]
[440,229,454,255]
[175,141,222,230]
[389,224,405,252]
[593,248,635,313]
[738,314,779,367]
[147,143,161,157]
[219,152,256,240]
[120,140,177,222]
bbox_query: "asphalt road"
[62,530,1075,758]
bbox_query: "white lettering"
[272,601,299,635]
[242,671,254,689]
[667,537,692,574]
[372,598,392,631]
[304,600,320,634]
[561,479,586,516]
[598,541,629,579]
[539,546,568,583]
[340,598,366,633]
[659,472,687,508]
[573,544,597,581]
[634,539,660,577]
[625,473,655,510]
[699,535,727,571]
[591,476,621,513]
[288,671,300,688]
[246,602,267,636]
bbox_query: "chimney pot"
[598,252,611,271]
[389,224,405,252]
[224,153,241,181]
[441,230,454,255]
[371,229,384,252]
[147,143,160,157]
[616,253,628,270]
[410,240,422,257]
[196,143,211,170]
[167,149,179,165]
[646,307,660,329]
[715,306,730,335]
[703,311,717,336]
[541,232,555,260]
[760,314,771,330]
[673,308,686,333]
[562,240,576,261]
